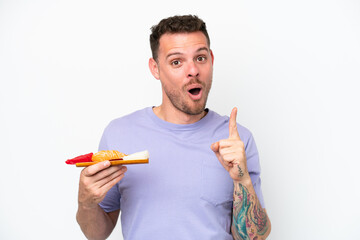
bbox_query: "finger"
[98,173,126,198]
[222,152,238,163]
[92,165,126,183]
[82,161,111,177]
[90,172,126,204]
[211,142,219,152]
[211,142,221,161]
[211,142,231,171]
[219,145,236,156]
[215,139,244,149]
[229,107,240,140]
[96,166,127,189]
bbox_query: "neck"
[153,105,207,124]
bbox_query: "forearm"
[232,179,271,240]
[210,107,271,239]
[76,204,115,240]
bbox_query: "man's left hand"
[211,107,250,182]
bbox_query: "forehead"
[158,31,209,57]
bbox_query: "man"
[76,15,271,239]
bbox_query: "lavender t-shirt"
[99,107,264,240]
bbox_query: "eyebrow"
[196,47,210,53]
[166,47,210,59]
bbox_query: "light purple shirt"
[99,107,264,240]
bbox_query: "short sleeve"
[98,184,121,212]
[244,131,265,208]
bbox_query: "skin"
[76,161,126,240]
[211,107,271,239]
[77,30,271,239]
[148,31,214,124]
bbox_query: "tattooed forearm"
[232,183,270,240]
[237,166,244,177]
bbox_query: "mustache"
[184,78,205,88]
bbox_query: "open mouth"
[188,88,201,96]
[187,87,203,101]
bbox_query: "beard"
[162,78,212,116]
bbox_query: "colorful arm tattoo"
[232,183,270,240]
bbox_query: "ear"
[210,50,214,65]
[148,58,160,80]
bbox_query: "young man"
[76,15,271,240]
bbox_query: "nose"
[187,61,199,77]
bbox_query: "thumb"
[211,142,222,160]
[211,142,219,153]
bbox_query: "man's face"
[150,31,214,116]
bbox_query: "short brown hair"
[150,15,210,61]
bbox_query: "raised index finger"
[229,107,240,140]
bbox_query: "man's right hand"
[78,161,127,208]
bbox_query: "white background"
[1,0,359,239]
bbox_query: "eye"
[171,60,181,66]
[197,56,207,62]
